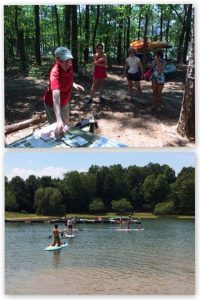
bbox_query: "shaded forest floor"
[5,64,194,147]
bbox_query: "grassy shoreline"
[5,211,195,221]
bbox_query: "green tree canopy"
[89,198,105,213]
[34,187,65,216]
[111,198,133,213]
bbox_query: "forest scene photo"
[4,4,195,147]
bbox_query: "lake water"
[5,219,195,295]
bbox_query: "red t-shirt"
[43,63,73,107]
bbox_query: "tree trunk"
[177,9,195,140]
[84,5,90,63]
[14,5,20,56]
[63,6,71,47]
[160,7,163,41]
[142,9,149,71]
[19,29,27,71]
[126,6,131,54]
[71,5,78,72]
[137,7,142,40]
[182,4,192,64]
[92,5,100,53]
[117,7,123,64]
[34,5,41,65]
[54,5,60,47]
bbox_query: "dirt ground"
[5,64,194,147]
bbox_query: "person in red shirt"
[43,47,84,138]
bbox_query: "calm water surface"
[5,219,195,295]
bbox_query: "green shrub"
[154,201,174,215]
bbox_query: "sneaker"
[83,97,92,104]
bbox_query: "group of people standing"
[43,43,166,138]
[124,47,166,112]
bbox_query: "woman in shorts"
[124,47,144,101]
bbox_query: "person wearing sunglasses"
[85,43,107,104]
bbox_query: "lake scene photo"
[5,218,195,295]
[4,151,195,295]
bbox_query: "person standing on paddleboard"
[67,218,73,235]
[127,215,132,229]
[52,224,62,246]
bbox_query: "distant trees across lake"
[5,163,195,216]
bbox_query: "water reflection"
[52,251,61,267]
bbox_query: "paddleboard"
[116,228,135,231]
[116,228,144,231]
[64,234,75,238]
[44,243,68,251]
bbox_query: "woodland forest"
[4,4,195,143]
[4,4,193,70]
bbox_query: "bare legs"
[152,82,164,110]
[90,78,105,100]
[128,80,133,98]
[127,80,143,99]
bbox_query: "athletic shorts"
[52,236,61,246]
[44,102,70,124]
[127,72,141,81]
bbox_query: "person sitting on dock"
[52,224,62,246]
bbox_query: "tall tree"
[92,5,100,53]
[54,5,60,46]
[116,5,123,64]
[182,4,192,64]
[63,5,71,47]
[84,5,90,63]
[71,5,78,72]
[177,7,195,140]
[34,5,41,65]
